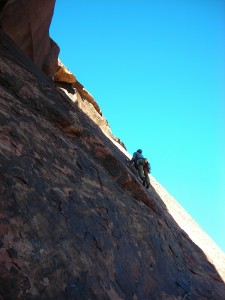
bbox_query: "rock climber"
[130,149,146,186]
[130,149,151,189]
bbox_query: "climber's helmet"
[137,149,142,154]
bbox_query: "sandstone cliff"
[0,1,225,299]
[54,60,126,150]
[0,0,59,78]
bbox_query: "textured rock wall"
[0,0,59,77]
[0,1,124,150]
[0,30,225,300]
[54,60,126,150]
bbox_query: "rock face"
[54,59,77,84]
[0,0,59,78]
[54,60,126,150]
[0,0,125,150]
[0,30,225,299]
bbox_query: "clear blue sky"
[50,0,225,252]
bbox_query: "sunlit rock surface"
[54,59,126,150]
[54,59,76,84]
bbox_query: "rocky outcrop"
[0,30,225,300]
[54,59,76,84]
[54,60,126,150]
[0,0,59,78]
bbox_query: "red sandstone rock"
[0,0,59,77]
[54,59,76,83]
[55,61,126,150]
[0,0,125,150]
[0,30,225,300]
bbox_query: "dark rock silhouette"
[0,3,225,300]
